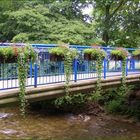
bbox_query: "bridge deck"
[0,71,139,90]
[0,73,140,105]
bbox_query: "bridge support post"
[34,63,38,88]
[103,58,107,79]
[74,59,77,82]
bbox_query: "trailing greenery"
[120,60,127,96]
[17,53,27,117]
[18,45,36,116]
[83,47,106,101]
[90,48,106,102]
[110,48,128,98]
[49,45,78,105]
[0,45,36,116]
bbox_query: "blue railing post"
[132,59,135,71]
[74,59,77,82]
[34,63,38,88]
[29,62,32,78]
[126,59,128,76]
[103,58,107,79]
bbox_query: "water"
[0,107,140,140]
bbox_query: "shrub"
[12,33,29,43]
[105,97,124,113]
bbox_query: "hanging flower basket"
[50,54,64,61]
[48,45,78,62]
[132,50,140,60]
[110,48,128,61]
[83,48,106,61]
[0,46,36,63]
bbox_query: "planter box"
[132,55,140,60]
[50,54,64,61]
[0,56,4,63]
[0,56,18,63]
[110,55,124,61]
[84,54,97,61]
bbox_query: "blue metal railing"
[0,59,140,90]
[0,43,140,90]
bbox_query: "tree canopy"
[0,0,139,48]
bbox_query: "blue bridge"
[0,43,140,105]
[0,43,139,90]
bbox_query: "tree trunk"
[102,5,110,46]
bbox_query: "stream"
[0,106,140,140]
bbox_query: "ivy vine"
[119,59,127,96]
[53,47,78,106]
[17,53,28,117]
[90,55,103,102]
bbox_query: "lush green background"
[0,0,139,47]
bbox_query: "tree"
[92,0,140,47]
[0,3,94,45]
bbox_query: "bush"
[12,33,29,43]
[105,97,124,113]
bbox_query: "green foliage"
[93,52,104,102]
[120,60,127,96]
[0,0,139,47]
[12,33,29,43]
[110,48,128,60]
[83,48,106,60]
[83,48,93,55]
[0,45,36,116]
[0,47,16,62]
[0,2,94,45]
[92,0,139,47]
[17,53,27,117]
[105,97,124,113]
[0,45,36,63]
[85,48,106,102]
[91,38,105,46]
[17,45,36,117]
[49,45,78,106]
[54,93,87,107]
[132,50,140,56]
